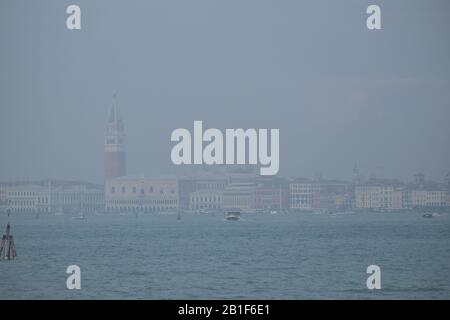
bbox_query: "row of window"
[108,199,178,205]
[197,183,226,190]
[8,208,37,213]
[37,197,49,204]
[223,199,252,206]
[8,191,36,197]
[8,200,34,206]
[291,200,311,204]
[290,185,313,190]
[106,206,176,212]
[190,204,222,209]
[191,196,222,203]
[111,186,175,194]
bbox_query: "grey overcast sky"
[1,0,449,183]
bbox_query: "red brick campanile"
[104,94,126,181]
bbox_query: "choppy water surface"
[1,212,449,299]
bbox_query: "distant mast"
[0,210,17,261]
[104,93,127,181]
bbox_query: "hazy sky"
[1,0,449,183]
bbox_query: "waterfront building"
[313,179,352,210]
[222,182,257,212]
[402,173,450,209]
[3,181,104,214]
[254,177,288,210]
[185,172,227,211]
[355,185,381,209]
[178,178,197,211]
[192,174,228,192]
[410,189,448,208]
[391,190,404,210]
[189,190,223,211]
[290,178,351,211]
[355,183,405,210]
[49,183,104,213]
[105,175,180,213]
[289,178,316,210]
[6,184,46,213]
[188,171,257,211]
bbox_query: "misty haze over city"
[2,0,450,305]
[1,0,449,184]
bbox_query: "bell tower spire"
[104,93,126,180]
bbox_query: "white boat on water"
[73,212,87,221]
[423,212,440,218]
[225,211,241,221]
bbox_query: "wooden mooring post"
[0,210,17,261]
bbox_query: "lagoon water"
[0,212,449,299]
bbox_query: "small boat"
[73,212,88,221]
[423,213,433,218]
[225,211,241,221]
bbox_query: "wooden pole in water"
[0,209,17,261]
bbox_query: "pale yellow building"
[355,185,404,210]
[289,179,315,210]
[411,190,448,207]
